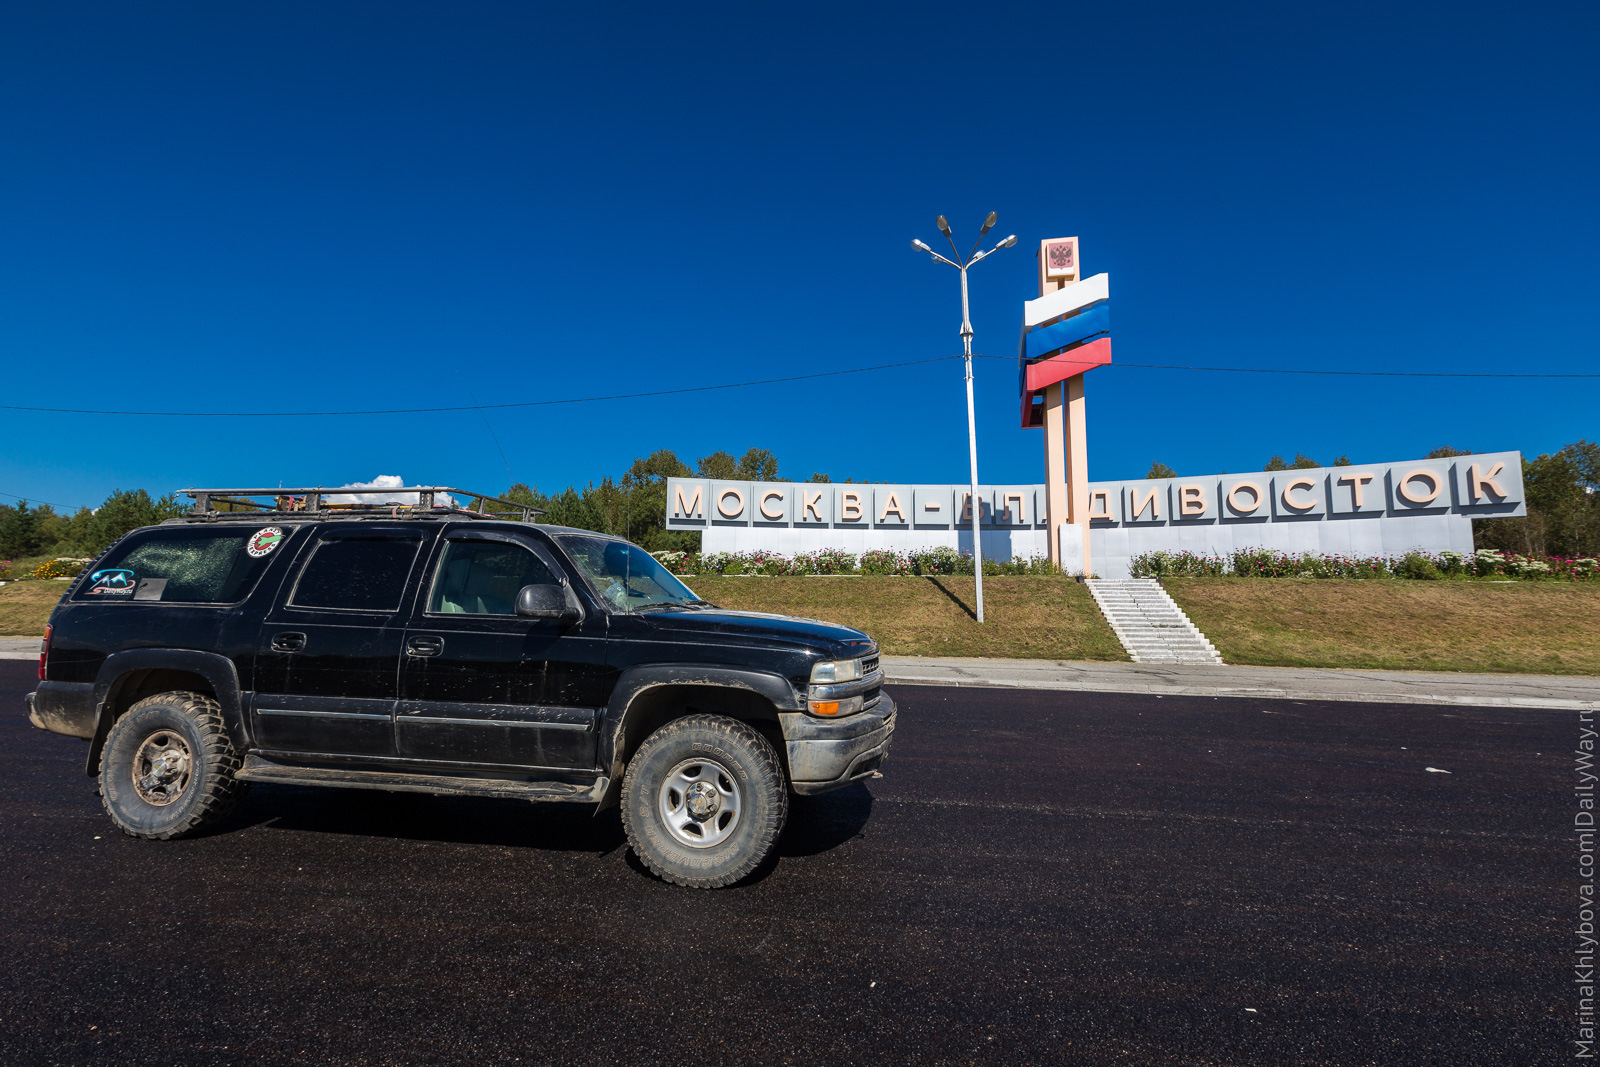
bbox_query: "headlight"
[810,658,864,684]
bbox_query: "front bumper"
[779,690,896,796]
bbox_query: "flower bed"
[652,548,1060,578]
[1130,548,1597,581]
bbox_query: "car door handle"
[407,635,444,657]
[271,632,306,653]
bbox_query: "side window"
[290,537,422,611]
[74,527,288,604]
[428,540,557,616]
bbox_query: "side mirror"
[515,583,582,624]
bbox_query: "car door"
[397,529,605,771]
[251,527,429,758]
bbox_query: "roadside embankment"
[689,575,1128,661]
[0,582,65,637]
[1162,578,1600,675]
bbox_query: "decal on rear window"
[86,568,137,595]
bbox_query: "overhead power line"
[0,489,90,512]
[0,355,1594,419]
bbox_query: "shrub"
[1129,550,1226,578]
[1005,555,1060,576]
[1229,549,1302,578]
[651,550,690,576]
[1395,552,1442,580]
[1471,549,1507,578]
[796,548,857,575]
[858,549,911,576]
[911,546,964,575]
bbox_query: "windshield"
[556,534,705,611]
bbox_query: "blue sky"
[1,2,1595,512]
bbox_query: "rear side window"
[290,537,422,611]
[75,526,293,604]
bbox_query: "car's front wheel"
[621,714,788,889]
[99,691,246,840]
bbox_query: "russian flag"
[1018,273,1111,427]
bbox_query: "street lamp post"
[912,213,1016,624]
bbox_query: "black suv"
[25,486,894,888]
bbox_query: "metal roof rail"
[177,486,544,523]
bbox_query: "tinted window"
[290,537,421,611]
[428,540,557,615]
[76,526,291,604]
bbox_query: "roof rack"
[177,486,544,523]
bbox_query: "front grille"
[862,654,880,675]
[862,685,882,711]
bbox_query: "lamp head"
[998,234,1017,248]
[980,211,997,236]
[935,215,951,237]
[911,238,932,253]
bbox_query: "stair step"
[1086,578,1225,665]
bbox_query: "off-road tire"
[99,691,247,840]
[621,714,787,889]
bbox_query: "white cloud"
[325,476,454,508]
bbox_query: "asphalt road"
[0,660,1567,1065]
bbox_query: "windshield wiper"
[635,600,708,613]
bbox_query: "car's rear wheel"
[621,714,787,889]
[99,691,246,840]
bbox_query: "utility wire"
[0,354,1595,419]
[0,489,90,511]
[465,384,515,483]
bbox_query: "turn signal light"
[807,694,864,718]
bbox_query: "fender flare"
[594,664,802,807]
[84,649,247,778]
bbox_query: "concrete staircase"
[1084,579,1225,664]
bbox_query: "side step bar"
[237,754,608,804]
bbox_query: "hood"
[642,607,875,656]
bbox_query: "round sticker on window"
[247,527,284,557]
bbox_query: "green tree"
[696,451,738,479]
[619,450,697,551]
[90,489,187,550]
[31,504,66,550]
[1475,441,1600,557]
[1291,453,1319,469]
[1145,462,1176,479]
[736,448,779,481]
[0,501,40,558]
[1563,439,1599,490]
[540,485,608,532]
[502,483,540,508]
[1426,446,1473,458]
[1333,455,1352,466]
[807,472,832,483]
[1263,456,1289,471]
